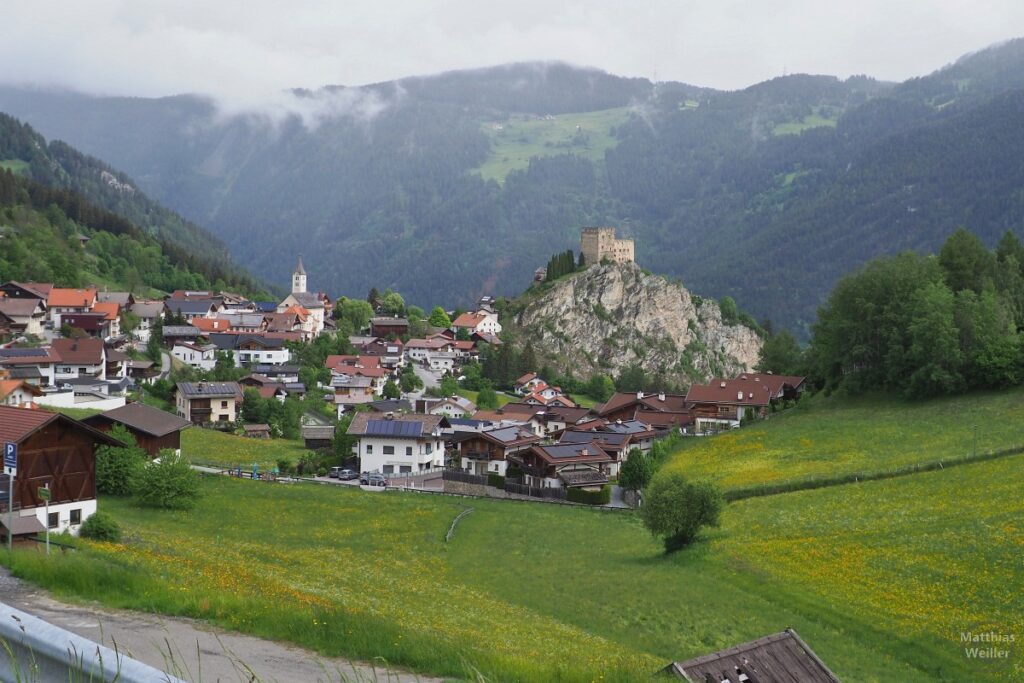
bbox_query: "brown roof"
[526,442,613,466]
[51,338,105,365]
[0,348,60,366]
[83,402,191,438]
[0,405,124,446]
[48,287,97,308]
[452,312,485,328]
[0,298,44,317]
[735,372,806,397]
[599,391,691,417]
[0,514,46,536]
[666,628,840,683]
[514,372,538,385]
[14,282,53,297]
[634,409,692,428]
[685,378,773,407]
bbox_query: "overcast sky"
[3,1,1024,114]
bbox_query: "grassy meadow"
[181,427,310,470]
[0,158,30,175]
[476,108,633,183]
[771,107,839,136]
[4,447,1021,681]
[664,387,1024,493]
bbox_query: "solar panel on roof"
[0,348,49,358]
[366,419,422,437]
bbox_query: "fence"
[504,481,567,500]
[0,601,184,682]
[442,469,488,486]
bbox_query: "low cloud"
[0,0,1023,116]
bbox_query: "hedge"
[567,485,611,505]
[487,473,506,488]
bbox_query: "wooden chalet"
[0,405,123,542]
[598,391,692,429]
[664,628,840,682]
[512,442,612,490]
[685,378,773,431]
[369,317,409,338]
[83,402,191,457]
[458,425,541,476]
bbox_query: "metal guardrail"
[0,601,185,682]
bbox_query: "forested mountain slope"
[4,40,1024,331]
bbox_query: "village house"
[189,317,233,334]
[171,341,218,371]
[91,301,122,338]
[175,381,243,425]
[60,312,112,339]
[0,281,52,302]
[0,378,43,407]
[512,441,613,490]
[558,426,653,476]
[161,325,202,347]
[599,391,692,430]
[735,372,807,402]
[51,338,107,382]
[346,412,449,475]
[458,425,541,476]
[165,298,220,322]
[302,424,335,451]
[220,312,268,333]
[451,309,502,336]
[127,301,164,343]
[83,402,191,457]
[0,405,122,542]
[685,378,774,431]
[332,375,376,416]
[47,287,98,325]
[355,337,406,369]
[96,290,135,308]
[0,297,48,338]
[370,316,409,338]
[415,395,477,418]
[513,372,547,395]
[0,347,59,386]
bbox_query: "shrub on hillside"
[641,473,723,553]
[618,449,653,491]
[79,512,121,542]
[96,425,148,496]
[134,450,201,510]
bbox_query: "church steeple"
[292,257,307,294]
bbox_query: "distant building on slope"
[580,227,634,266]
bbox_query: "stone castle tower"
[292,257,307,294]
[580,227,634,266]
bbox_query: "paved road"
[0,568,438,683]
[159,350,171,380]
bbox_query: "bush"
[134,450,201,510]
[618,449,653,491]
[487,473,505,488]
[79,511,121,542]
[96,428,148,496]
[566,485,611,505]
[640,473,723,553]
[506,464,523,479]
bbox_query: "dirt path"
[0,568,440,683]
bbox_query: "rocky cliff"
[512,262,762,387]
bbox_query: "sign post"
[3,442,16,551]
[38,485,50,555]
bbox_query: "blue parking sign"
[3,442,15,470]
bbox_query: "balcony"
[463,450,494,461]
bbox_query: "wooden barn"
[0,405,123,543]
[83,402,191,457]
[664,628,841,682]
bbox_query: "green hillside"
[663,387,1024,494]
[7,386,1024,680]
[476,107,633,183]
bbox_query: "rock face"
[513,262,762,386]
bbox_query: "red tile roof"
[452,312,485,328]
[685,378,773,406]
[50,337,105,365]
[48,288,97,308]
[0,405,57,442]
[91,301,120,321]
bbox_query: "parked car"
[337,468,359,480]
[360,473,388,487]
[328,467,342,478]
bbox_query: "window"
[383,446,395,455]
[400,466,411,473]
[219,414,228,422]
[70,509,81,525]
[383,465,394,474]
[47,512,59,529]
[426,442,433,454]
[221,400,228,408]
[365,444,373,454]
[405,446,412,456]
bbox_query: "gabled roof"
[83,402,191,437]
[1,281,51,299]
[451,312,486,328]
[91,301,120,321]
[347,412,448,438]
[514,372,538,386]
[370,316,409,327]
[735,372,807,397]
[0,405,124,446]
[176,381,242,400]
[0,298,45,318]
[48,287,97,308]
[665,628,840,682]
[283,292,323,309]
[598,391,690,417]
[97,291,133,306]
[162,325,201,337]
[165,299,218,315]
[191,317,233,333]
[685,378,773,407]
[479,425,541,446]
[0,379,43,401]
[0,347,60,365]
[51,337,105,364]
[129,301,165,319]
[527,442,612,465]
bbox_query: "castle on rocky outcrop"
[580,227,634,266]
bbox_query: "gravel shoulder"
[0,567,440,683]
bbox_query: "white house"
[172,342,218,371]
[51,338,107,382]
[346,412,449,475]
[419,395,477,419]
[128,301,165,343]
[428,352,458,373]
[451,310,502,336]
